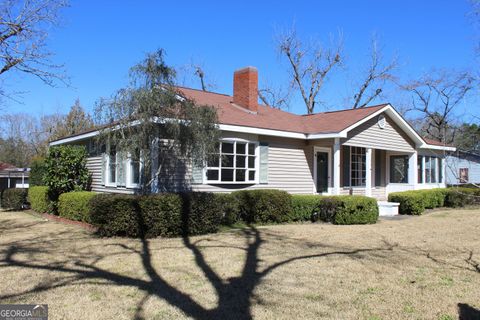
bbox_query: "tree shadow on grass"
[458,303,480,320]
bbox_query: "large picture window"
[390,155,409,183]
[350,147,366,187]
[206,140,257,183]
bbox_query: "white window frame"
[424,156,439,184]
[204,138,259,184]
[105,150,117,187]
[126,152,143,189]
[350,146,366,187]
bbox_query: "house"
[446,151,480,185]
[49,67,455,200]
[0,162,29,193]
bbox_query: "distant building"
[0,163,30,192]
[446,151,480,185]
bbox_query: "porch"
[312,138,446,200]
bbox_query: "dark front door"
[316,151,329,193]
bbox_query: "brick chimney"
[233,66,258,112]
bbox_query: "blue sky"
[3,0,478,119]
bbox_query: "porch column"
[409,151,418,189]
[365,148,372,197]
[333,138,341,195]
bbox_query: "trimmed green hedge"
[445,187,480,207]
[28,186,50,213]
[233,189,292,223]
[89,194,140,237]
[58,191,96,223]
[181,192,223,235]
[139,193,183,238]
[290,195,322,222]
[215,193,241,225]
[1,188,27,210]
[389,191,426,215]
[311,196,378,224]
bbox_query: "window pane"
[248,156,255,168]
[236,143,246,154]
[222,142,234,154]
[431,157,437,183]
[206,169,219,181]
[390,156,408,183]
[207,155,219,167]
[425,157,431,183]
[109,153,116,183]
[417,156,423,183]
[236,155,246,168]
[221,155,234,167]
[350,147,366,186]
[248,170,255,181]
[131,161,140,184]
[221,169,234,181]
[236,169,246,181]
[248,143,255,155]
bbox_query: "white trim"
[333,138,341,195]
[218,124,306,139]
[313,146,332,195]
[419,144,456,151]
[365,148,372,196]
[49,130,99,145]
[105,151,117,187]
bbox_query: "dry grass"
[0,209,479,320]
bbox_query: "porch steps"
[377,201,399,216]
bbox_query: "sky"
[3,0,479,120]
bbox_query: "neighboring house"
[446,151,480,185]
[0,162,30,192]
[49,67,455,200]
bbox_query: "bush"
[1,188,27,210]
[29,157,46,186]
[181,192,223,235]
[233,189,292,223]
[290,195,322,222]
[58,191,96,223]
[445,188,480,207]
[388,191,426,215]
[332,196,379,224]
[138,194,183,238]
[311,196,344,223]
[419,189,446,209]
[215,193,241,225]
[28,186,50,213]
[89,194,140,237]
[44,145,91,207]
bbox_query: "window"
[459,168,469,183]
[206,140,257,183]
[424,156,438,183]
[106,148,117,186]
[417,156,423,183]
[350,147,366,187]
[390,155,409,183]
[127,150,142,188]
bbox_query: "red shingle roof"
[0,162,16,170]
[423,137,454,147]
[176,86,387,134]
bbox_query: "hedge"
[311,196,378,224]
[58,191,96,223]
[89,194,141,237]
[388,191,427,215]
[1,188,27,210]
[28,186,50,213]
[233,189,292,223]
[138,193,183,238]
[445,187,480,207]
[215,193,241,225]
[180,192,223,235]
[290,195,322,222]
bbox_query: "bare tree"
[351,37,398,109]
[277,26,342,114]
[402,70,475,143]
[258,83,291,110]
[0,0,68,96]
[193,65,207,91]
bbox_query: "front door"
[316,151,329,193]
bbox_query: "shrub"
[312,196,344,223]
[1,188,27,210]
[445,188,480,207]
[215,193,241,225]
[332,196,379,225]
[138,193,182,238]
[291,195,322,222]
[89,194,140,237]
[29,157,46,186]
[233,189,292,223]
[28,186,50,213]
[44,145,91,207]
[58,191,96,223]
[419,189,446,209]
[181,192,223,235]
[388,191,426,215]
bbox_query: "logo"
[0,304,48,320]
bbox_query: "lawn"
[0,209,479,320]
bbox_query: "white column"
[333,138,341,195]
[409,151,418,189]
[441,157,446,185]
[365,148,372,197]
[421,156,426,184]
